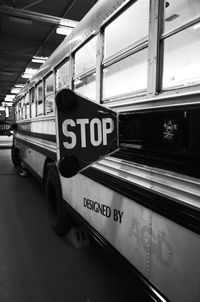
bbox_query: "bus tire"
[45,166,72,236]
[11,145,21,167]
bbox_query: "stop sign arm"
[55,88,119,178]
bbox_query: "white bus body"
[12,1,200,301]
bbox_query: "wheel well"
[42,158,55,185]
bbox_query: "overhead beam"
[0,4,79,28]
[22,0,43,10]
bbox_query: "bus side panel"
[61,173,152,278]
[16,141,46,178]
[61,173,200,302]
[151,213,200,302]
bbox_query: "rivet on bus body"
[55,88,77,113]
[58,154,80,178]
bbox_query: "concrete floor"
[0,148,152,302]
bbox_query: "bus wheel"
[45,166,72,236]
[11,145,21,167]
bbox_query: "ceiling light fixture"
[11,88,21,94]
[2,102,13,107]
[15,84,24,88]
[22,73,33,79]
[56,26,74,36]
[22,68,38,79]
[32,56,48,63]
[4,95,15,102]
[5,94,15,100]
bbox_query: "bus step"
[66,226,90,248]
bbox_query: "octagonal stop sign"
[56,89,119,178]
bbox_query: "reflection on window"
[45,74,54,115]
[103,48,148,99]
[30,88,36,118]
[162,25,200,89]
[56,61,70,90]
[74,73,96,101]
[104,0,149,59]
[45,94,54,115]
[45,74,54,94]
[164,0,200,34]
[37,100,43,116]
[36,83,43,116]
[75,37,97,75]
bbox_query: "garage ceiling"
[0,0,98,104]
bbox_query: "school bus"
[12,1,200,301]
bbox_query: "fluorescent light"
[32,56,48,63]
[193,23,200,30]
[5,94,15,99]
[2,102,13,107]
[11,88,21,94]
[4,98,14,102]
[59,19,78,28]
[4,95,15,102]
[25,68,38,74]
[15,84,24,88]
[22,73,33,79]
[22,68,38,79]
[56,26,73,36]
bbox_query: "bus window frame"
[74,35,97,78]
[55,58,71,92]
[44,72,54,115]
[36,81,44,117]
[73,36,98,101]
[160,3,200,94]
[24,92,30,119]
[30,86,36,118]
[101,0,150,102]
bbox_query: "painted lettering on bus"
[83,197,123,223]
[62,117,114,149]
[113,209,123,223]
[83,197,111,218]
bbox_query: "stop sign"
[56,89,119,177]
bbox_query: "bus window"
[15,103,18,121]
[103,47,148,99]
[74,72,96,101]
[30,87,36,118]
[22,97,25,120]
[56,60,70,90]
[36,82,43,116]
[164,0,200,34]
[104,0,149,59]
[18,101,21,120]
[162,27,200,89]
[25,93,30,119]
[74,36,97,76]
[162,0,200,90]
[45,73,54,115]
